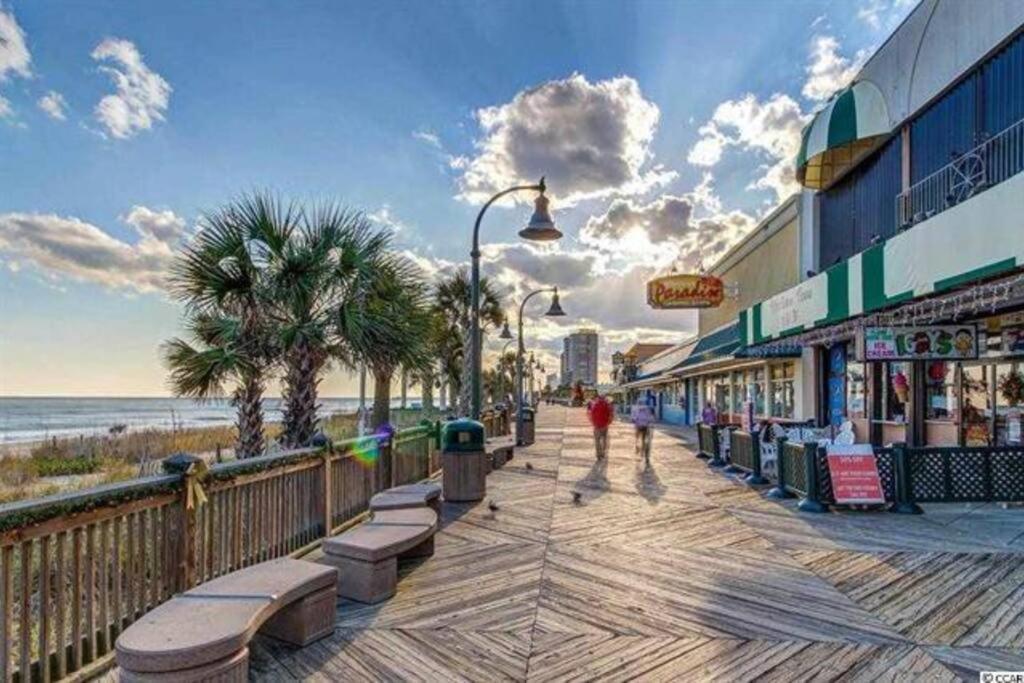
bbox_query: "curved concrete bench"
[321,507,437,604]
[370,482,442,515]
[487,436,515,469]
[116,558,336,682]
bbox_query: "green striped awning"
[796,80,891,190]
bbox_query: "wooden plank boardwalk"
[251,406,1024,681]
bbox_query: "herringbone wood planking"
[250,406,1024,682]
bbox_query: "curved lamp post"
[515,287,565,444]
[470,178,560,420]
[497,331,515,404]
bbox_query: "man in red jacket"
[587,394,613,459]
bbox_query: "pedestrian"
[630,398,655,465]
[701,402,718,426]
[587,394,613,459]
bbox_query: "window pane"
[925,361,955,420]
[886,362,910,422]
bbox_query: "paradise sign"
[860,325,979,361]
[647,274,724,309]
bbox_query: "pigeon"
[487,500,500,512]
[571,491,582,504]
[525,462,534,471]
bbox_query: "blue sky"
[0,0,914,396]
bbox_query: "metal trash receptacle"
[441,418,487,502]
[518,407,535,446]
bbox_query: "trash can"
[518,407,535,447]
[441,418,488,502]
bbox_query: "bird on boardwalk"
[571,491,582,504]
[525,462,534,471]
[487,499,500,512]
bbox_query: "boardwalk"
[252,406,1024,681]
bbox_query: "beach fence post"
[162,453,203,591]
[321,447,333,536]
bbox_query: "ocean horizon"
[0,396,421,444]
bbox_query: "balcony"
[897,115,1024,229]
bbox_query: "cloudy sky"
[0,0,914,397]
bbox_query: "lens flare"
[351,424,394,468]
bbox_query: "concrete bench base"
[259,585,336,646]
[119,646,250,683]
[322,506,438,604]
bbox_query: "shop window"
[751,368,766,416]
[713,374,730,415]
[883,362,910,422]
[770,363,795,419]
[731,372,744,415]
[925,361,956,420]
[961,364,993,445]
[996,362,1024,445]
[827,346,847,427]
[846,358,867,420]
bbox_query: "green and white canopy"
[796,80,891,190]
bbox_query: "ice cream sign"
[860,325,979,361]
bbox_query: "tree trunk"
[234,375,265,458]
[281,340,322,448]
[420,370,435,411]
[439,380,448,411]
[400,370,408,409]
[371,369,393,430]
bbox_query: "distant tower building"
[560,337,570,386]
[564,329,599,387]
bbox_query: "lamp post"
[515,287,566,444]
[497,323,514,404]
[470,178,560,420]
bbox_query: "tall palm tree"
[356,257,433,429]
[433,268,505,415]
[262,203,392,447]
[164,195,293,458]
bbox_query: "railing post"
[746,434,768,486]
[766,436,793,499]
[797,445,829,513]
[890,442,924,514]
[385,433,396,488]
[707,426,726,468]
[322,448,333,536]
[161,453,203,592]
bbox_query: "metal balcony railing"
[896,116,1024,229]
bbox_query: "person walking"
[587,394,613,459]
[630,398,656,465]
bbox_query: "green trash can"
[441,418,487,502]
[518,406,536,446]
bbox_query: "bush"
[31,454,100,477]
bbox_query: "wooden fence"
[0,414,500,683]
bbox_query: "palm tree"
[433,268,506,415]
[356,257,433,429]
[262,203,391,447]
[164,195,292,458]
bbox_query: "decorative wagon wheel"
[945,150,986,207]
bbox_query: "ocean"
[0,396,413,444]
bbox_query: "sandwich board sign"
[825,443,884,505]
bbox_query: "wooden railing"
[0,423,446,683]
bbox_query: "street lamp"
[515,287,566,444]
[497,338,515,402]
[470,178,560,420]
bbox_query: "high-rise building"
[563,329,599,387]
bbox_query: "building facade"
[739,0,1024,447]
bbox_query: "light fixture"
[518,178,562,242]
[545,288,566,317]
[499,321,513,340]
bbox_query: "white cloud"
[857,0,915,32]
[456,73,674,206]
[367,205,408,235]
[802,35,868,102]
[0,206,186,293]
[0,8,30,82]
[412,130,442,149]
[37,90,67,120]
[91,38,171,139]
[0,7,31,120]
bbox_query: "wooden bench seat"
[321,507,438,604]
[486,435,515,469]
[370,481,442,514]
[115,558,336,682]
